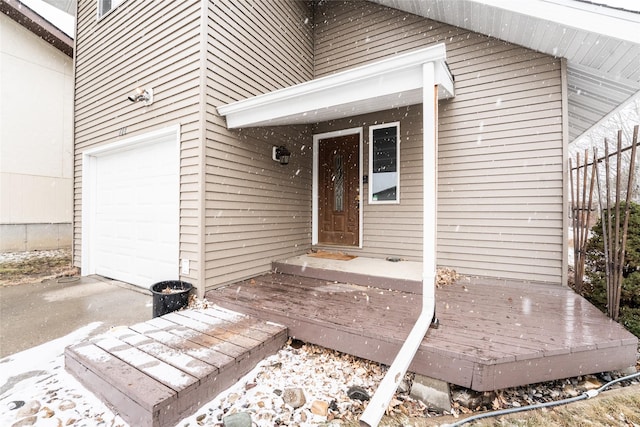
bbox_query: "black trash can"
[150,280,193,318]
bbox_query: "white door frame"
[312,127,363,248]
[81,125,181,277]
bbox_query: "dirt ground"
[0,249,77,286]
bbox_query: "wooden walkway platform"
[208,265,638,392]
[65,307,287,427]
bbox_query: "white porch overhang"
[219,43,448,427]
[217,43,453,128]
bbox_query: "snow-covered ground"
[0,322,128,427]
[0,322,426,427]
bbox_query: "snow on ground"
[0,249,70,264]
[0,322,425,427]
[2,315,639,427]
[0,322,128,427]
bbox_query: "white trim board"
[218,43,453,128]
[81,126,181,287]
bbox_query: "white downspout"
[359,62,438,427]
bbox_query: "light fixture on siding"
[127,87,153,105]
[272,145,291,165]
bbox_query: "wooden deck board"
[208,271,638,391]
[111,328,217,378]
[65,307,288,427]
[224,276,420,336]
[128,321,237,367]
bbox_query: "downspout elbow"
[359,295,435,427]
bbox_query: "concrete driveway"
[0,276,152,358]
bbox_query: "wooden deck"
[208,262,638,392]
[65,307,287,427]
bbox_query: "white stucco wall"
[0,13,73,250]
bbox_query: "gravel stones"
[179,339,425,426]
[449,370,637,417]
[451,389,487,409]
[1,346,129,427]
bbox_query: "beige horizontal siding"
[74,0,566,288]
[205,0,314,290]
[314,1,565,283]
[73,0,203,285]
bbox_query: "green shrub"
[583,201,640,337]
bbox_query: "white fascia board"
[20,0,75,38]
[473,0,639,44]
[218,43,450,128]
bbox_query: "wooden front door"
[318,134,360,246]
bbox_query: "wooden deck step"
[272,258,422,293]
[65,306,288,427]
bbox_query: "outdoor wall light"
[272,145,291,165]
[127,87,153,105]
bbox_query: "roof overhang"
[218,43,454,129]
[1,0,74,57]
[369,0,640,142]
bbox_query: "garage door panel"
[93,135,179,288]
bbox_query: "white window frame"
[97,0,126,19]
[368,122,400,204]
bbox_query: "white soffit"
[218,43,454,128]
[20,0,75,38]
[369,0,640,142]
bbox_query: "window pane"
[98,0,125,18]
[371,125,398,202]
[373,127,397,173]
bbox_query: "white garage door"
[91,131,179,289]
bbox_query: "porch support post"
[360,62,437,427]
[422,67,437,303]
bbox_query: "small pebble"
[347,385,370,401]
[223,412,251,427]
[11,416,37,427]
[58,400,76,411]
[41,406,55,418]
[282,388,306,408]
[311,400,329,416]
[8,401,25,410]
[16,401,40,418]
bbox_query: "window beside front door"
[369,122,400,203]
